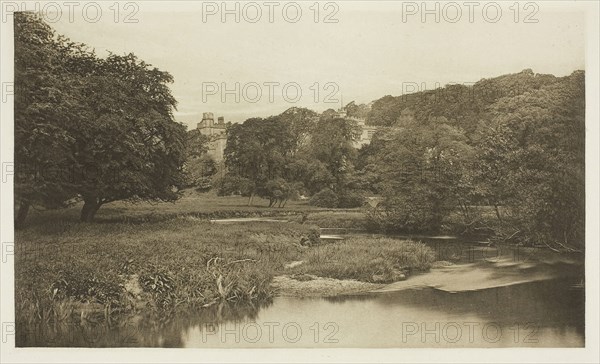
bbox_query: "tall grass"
[291,237,436,283]
[15,218,314,326]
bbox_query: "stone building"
[197,112,227,162]
[334,109,378,148]
[352,117,379,148]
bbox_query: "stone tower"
[197,112,227,161]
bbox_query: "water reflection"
[18,279,584,347]
[182,278,584,348]
[17,300,269,347]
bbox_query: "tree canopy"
[15,12,188,224]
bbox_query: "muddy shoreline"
[273,254,585,297]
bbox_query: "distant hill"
[364,69,579,135]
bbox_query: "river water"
[182,277,584,348]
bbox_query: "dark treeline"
[362,69,585,250]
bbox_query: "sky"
[38,1,588,129]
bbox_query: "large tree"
[372,117,473,232]
[14,12,81,227]
[479,71,585,247]
[223,117,294,204]
[308,115,360,192]
[71,53,187,222]
[14,13,188,224]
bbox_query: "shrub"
[309,188,339,208]
[337,190,365,208]
[214,175,255,197]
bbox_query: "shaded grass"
[303,210,367,229]
[22,191,325,226]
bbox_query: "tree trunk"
[80,197,102,222]
[90,202,102,220]
[15,200,30,229]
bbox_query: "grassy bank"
[290,237,435,283]
[16,202,436,329]
[16,219,311,321]
[22,194,312,225]
[15,193,437,330]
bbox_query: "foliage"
[215,174,255,197]
[476,71,585,247]
[14,13,188,224]
[50,268,124,306]
[222,107,363,206]
[367,118,473,232]
[309,116,360,190]
[309,188,339,208]
[343,101,370,119]
[337,190,365,208]
[14,12,81,227]
[359,69,585,248]
[258,178,299,207]
[223,116,294,203]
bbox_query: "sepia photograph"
[0,0,599,362]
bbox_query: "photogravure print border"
[3,0,597,358]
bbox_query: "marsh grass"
[291,237,436,283]
[15,218,313,326]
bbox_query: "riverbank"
[15,212,436,331]
[273,239,584,297]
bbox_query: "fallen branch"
[542,241,561,253]
[503,229,521,242]
[552,240,583,253]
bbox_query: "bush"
[309,188,339,208]
[214,175,254,197]
[337,191,365,208]
[365,196,453,234]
